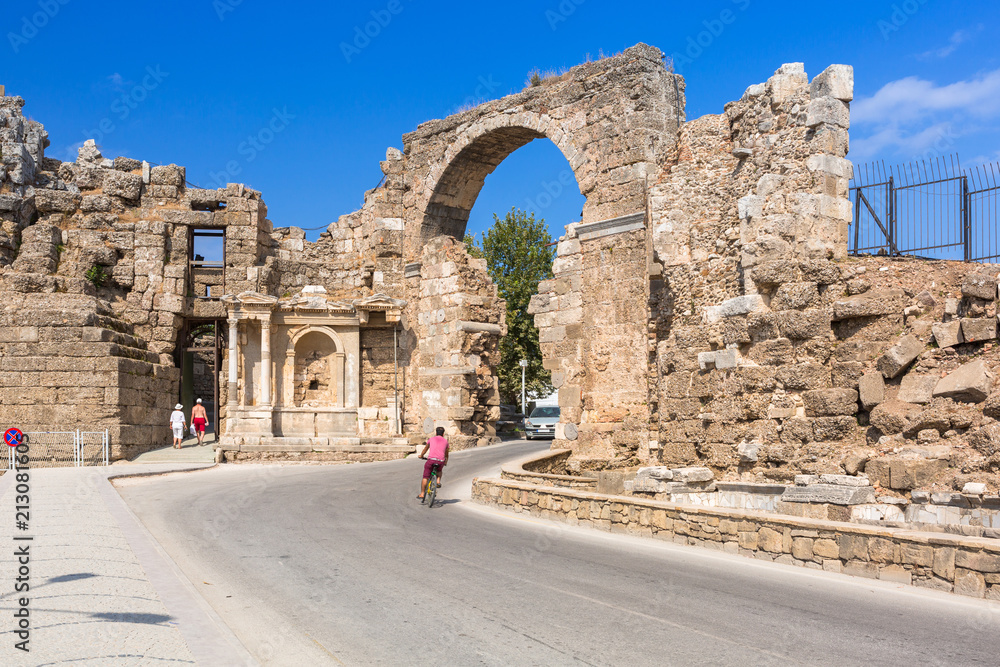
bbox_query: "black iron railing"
[849,155,1000,263]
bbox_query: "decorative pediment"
[276,285,359,314]
[354,293,407,323]
[354,294,407,311]
[222,291,279,308]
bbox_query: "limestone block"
[671,467,714,483]
[876,335,924,379]
[751,260,798,286]
[806,154,854,180]
[771,282,819,311]
[698,349,738,370]
[737,440,760,463]
[806,97,850,129]
[933,359,993,403]
[81,194,112,213]
[897,374,939,405]
[769,65,808,103]
[776,364,831,390]
[103,171,143,200]
[812,416,857,441]
[961,317,997,343]
[704,295,766,324]
[781,484,875,505]
[748,338,793,366]
[758,527,784,553]
[832,290,907,320]
[810,64,854,102]
[819,474,871,487]
[802,388,858,417]
[756,173,786,197]
[858,372,885,410]
[635,466,673,481]
[869,400,921,435]
[527,293,554,314]
[776,309,831,340]
[559,386,582,408]
[955,569,986,598]
[932,321,964,348]
[934,547,956,581]
[962,482,988,496]
[962,272,997,300]
[34,189,80,213]
[867,457,947,490]
[818,195,852,221]
[737,195,763,220]
[799,260,842,284]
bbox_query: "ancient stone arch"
[399,43,684,257]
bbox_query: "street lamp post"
[519,359,528,416]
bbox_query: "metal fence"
[7,430,109,471]
[849,155,1000,263]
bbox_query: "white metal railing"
[6,430,109,471]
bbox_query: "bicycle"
[421,458,442,508]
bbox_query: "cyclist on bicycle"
[417,427,449,500]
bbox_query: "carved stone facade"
[220,288,404,450]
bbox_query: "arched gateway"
[386,44,685,449]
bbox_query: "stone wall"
[5,43,1000,482]
[473,476,1000,598]
[411,236,505,449]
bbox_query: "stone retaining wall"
[500,449,598,489]
[473,476,1000,599]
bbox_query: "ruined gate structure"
[8,44,1000,489]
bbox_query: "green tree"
[465,208,555,409]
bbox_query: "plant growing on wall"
[466,208,555,407]
[85,265,109,287]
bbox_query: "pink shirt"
[426,435,448,461]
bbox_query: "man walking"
[191,398,209,446]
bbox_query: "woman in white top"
[170,403,186,449]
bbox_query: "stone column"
[285,351,296,407]
[260,317,272,408]
[334,353,346,408]
[227,317,239,408]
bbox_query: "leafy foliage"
[85,265,109,287]
[466,208,555,407]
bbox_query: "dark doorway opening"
[178,321,224,437]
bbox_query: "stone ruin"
[3,44,1000,497]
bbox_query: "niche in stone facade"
[293,330,343,408]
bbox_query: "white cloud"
[917,29,971,60]
[853,69,1000,124]
[850,68,1000,161]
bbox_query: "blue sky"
[3,0,999,242]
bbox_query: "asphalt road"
[119,440,1000,666]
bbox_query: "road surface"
[119,440,1000,666]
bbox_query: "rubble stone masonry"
[4,44,1000,489]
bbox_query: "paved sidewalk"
[0,464,254,666]
[129,434,218,464]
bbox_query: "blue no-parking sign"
[4,428,23,447]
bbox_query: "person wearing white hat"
[170,403,186,449]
